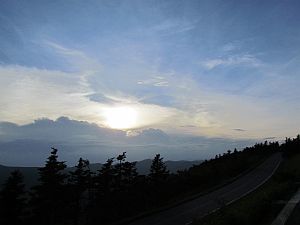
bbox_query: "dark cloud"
[88,93,118,104]
[128,128,170,144]
[0,117,257,166]
[233,128,246,132]
[180,125,197,128]
[264,137,276,140]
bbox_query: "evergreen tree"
[114,152,138,188]
[91,158,116,222]
[0,170,26,225]
[91,153,139,222]
[96,158,115,194]
[69,158,91,225]
[115,152,126,188]
[122,161,138,186]
[31,147,68,224]
[69,158,91,195]
[149,154,169,183]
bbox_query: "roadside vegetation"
[1,135,299,225]
[193,135,300,225]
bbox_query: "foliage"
[0,170,26,225]
[3,135,300,225]
[149,154,169,183]
[30,147,68,225]
[194,143,300,225]
[68,158,92,225]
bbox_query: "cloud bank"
[0,117,256,166]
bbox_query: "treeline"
[0,136,300,225]
[0,150,169,225]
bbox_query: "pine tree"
[122,161,138,186]
[90,158,116,223]
[115,152,126,187]
[149,154,169,183]
[0,170,26,225]
[69,158,91,225]
[69,158,91,195]
[96,158,115,194]
[113,152,138,188]
[31,147,68,224]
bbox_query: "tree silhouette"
[91,158,116,222]
[91,152,140,222]
[147,154,170,205]
[69,158,91,225]
[115,152,126,188]
[122,161,138,186]
[0,170,25,225]
[95,157,115,194]
[115,152,138,189]
[31,147,68,225]
[149,154,169,183]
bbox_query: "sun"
[103,106,138,129]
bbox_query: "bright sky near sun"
[103,106,138,129]
[1,0,300,139]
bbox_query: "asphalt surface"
[127,153,282,225]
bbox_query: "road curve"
[127,153,282,225]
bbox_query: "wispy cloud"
[0,65,100,124]
[0,63,181,130]
[147,19,197,35]
[0,39,181,130]
[221,42,241,52]
[1,40,299,140]
[200,54,261,70]
[137,76,169,87]
[44,40,102,74]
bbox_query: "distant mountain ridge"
[0,159,203,189]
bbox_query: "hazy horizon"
[0,116,258,167]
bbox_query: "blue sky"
[1,0,300,157]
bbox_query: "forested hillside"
[1,135,299,225]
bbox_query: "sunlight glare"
[103,106,138,129]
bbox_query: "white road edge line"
[203,156,282,219]
[226,157,282,206]
[271,188,300,225]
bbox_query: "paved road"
[127,153,282,225]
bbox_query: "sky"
[1,0,300,165]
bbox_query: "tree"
[0,170,26,225]
[96,158,115,194]
[149,154,169,183]
[91,153,139,223]
[31,147,68,224]
[69,158,91,195]
[115,152,126,188]
[90,158,116,223]
[113,152,139,189]
[122,161,138,186]
[68,158,92,225]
